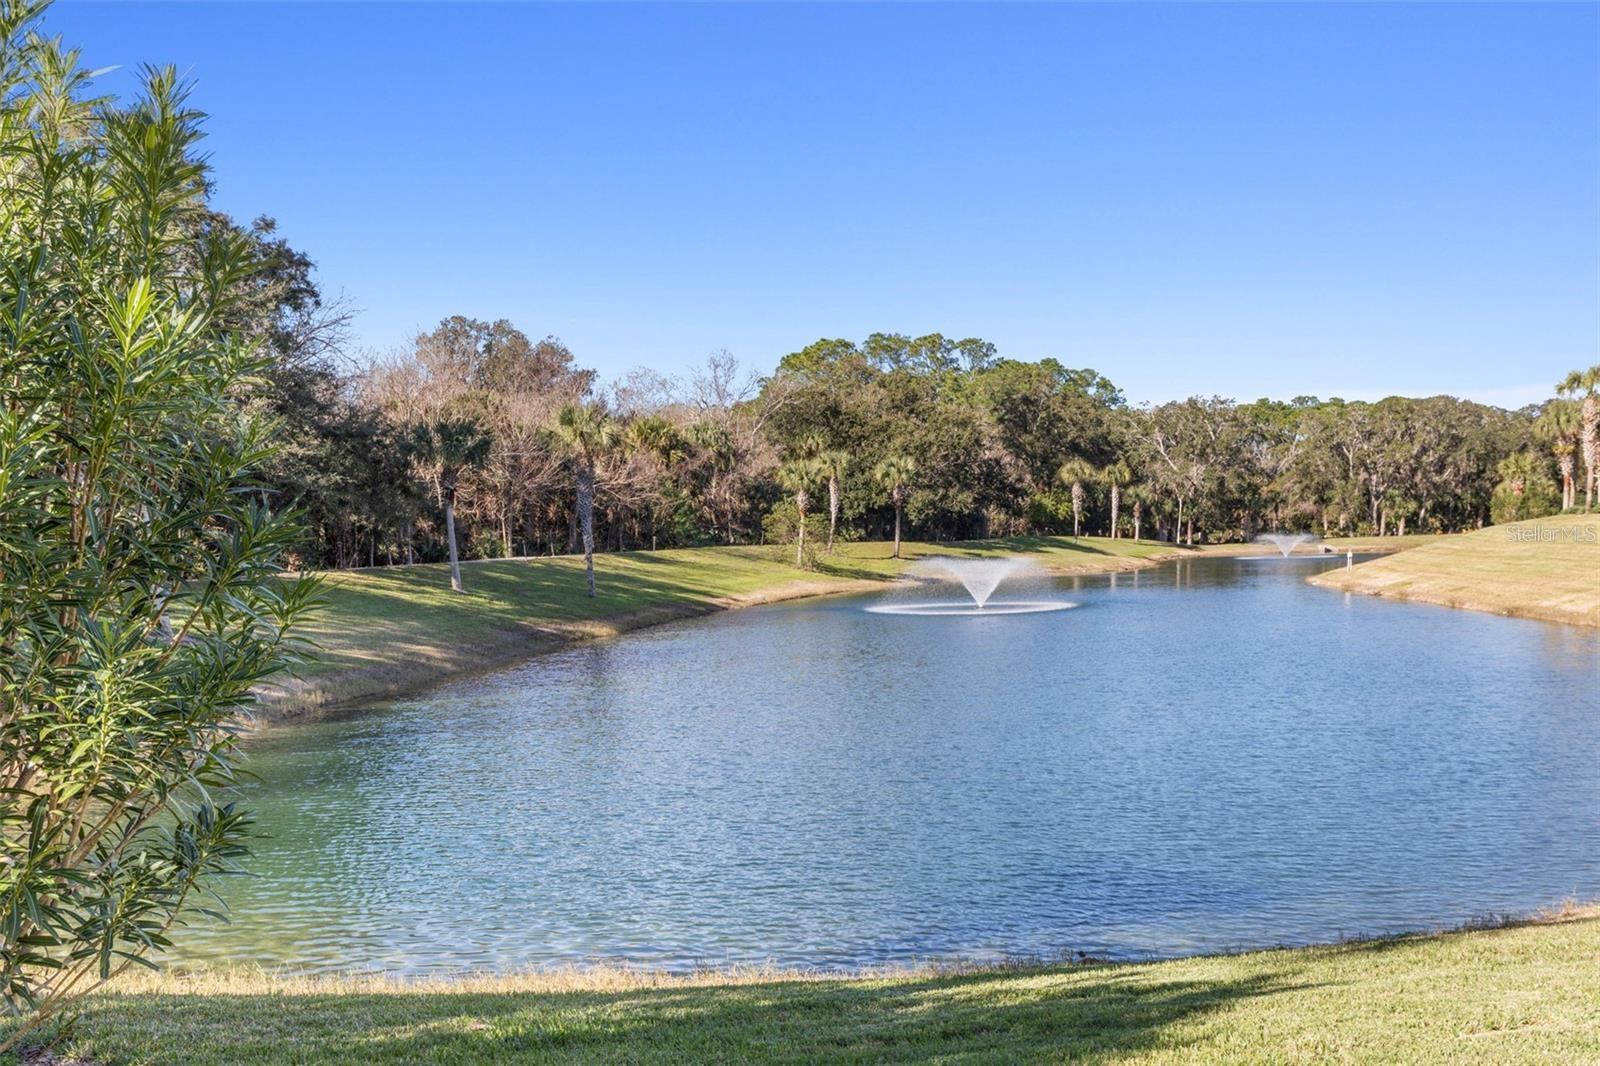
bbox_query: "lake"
[184,554,1600,974]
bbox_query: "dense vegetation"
[273,309,1595,572]
[0,2,314,1047]
[240,264,1597,574]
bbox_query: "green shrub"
[0,7,315,1048]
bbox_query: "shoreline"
[252,540,1188,723]
[1308,515,1600,628]
[147,899,1593,992]
[35,903,1599,1064]
[251,532,1439,725]
[1309,578,1600,627]
[252,574,888,723]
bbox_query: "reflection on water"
[185,555,1600,974]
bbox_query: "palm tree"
[874,456,915,559]
[1496,451,1538,497]
[406,418,492,593]
[1126,482,1153,541]
[776,457,827,567]
[1535,400,1581,510]
[549,402,617,597]
[1057,457,1096,538]
[1556,367,1600,510]
[625,415,685,550]
[819,450,849,551]
[1101,460,1132,538]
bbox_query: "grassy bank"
[260,536,1179,715]
[1311,514,1600,626]
[16,908,1597,1064]
[1193,532,1449,555]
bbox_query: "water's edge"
[251,551,1184,726]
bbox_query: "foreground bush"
[0,1,313,1048]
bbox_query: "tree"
[624,415,686,550]
[550,403,617,596]
[776,458,828,567]
[406,419,492,592]
[1490,452,1559,524]
[1535,401,1581,511]
[1126,483,1154,541]
[1557,367,1599,510]
[819,450,850,551]
[874,456,917,559]
[1102,461,1132,538]
[1145,398,1244,544]
[0,24,318,1048]
[1057,458,1096,538]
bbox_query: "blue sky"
[48,2,1599,407]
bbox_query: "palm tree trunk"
[445,496,463,593]
[1132,500,1142,541]
[1584,396,1597,509]
[1110,483,1120,538]
[578,463,596,597]
[795,491,807,567]
[893,500,903,559]
[827,476,839,551]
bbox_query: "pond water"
[184,554,1600,974]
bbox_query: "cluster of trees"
[206,170,1593,581]
[252,294,1594,582]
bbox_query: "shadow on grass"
[944,535,1115,558]
[56,967,1310,1064]
[811,558,896,581]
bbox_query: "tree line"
[242,240,1595,582]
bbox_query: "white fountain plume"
[1256,532,1317,557]
[923,556,1028,609]
[866,555,1076,616]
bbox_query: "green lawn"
[18,911,1597,1064]
[263,536,1179,713]
[1311,514,1600,626]
[1189,532,1450,554]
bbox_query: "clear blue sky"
[49,2,1600,407]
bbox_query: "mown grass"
[1192,532,1450,555]
[262,536,1179,713]
[17,910,1598,1064]
[1311,514,1600,626]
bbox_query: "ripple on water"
[185,555,1600,975]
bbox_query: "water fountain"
[1256,532,1317,557]
[865,555,1076,616]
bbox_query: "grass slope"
[261,537,1178,714]
[23,912,1599,1064]
[1310,514,1600,626]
